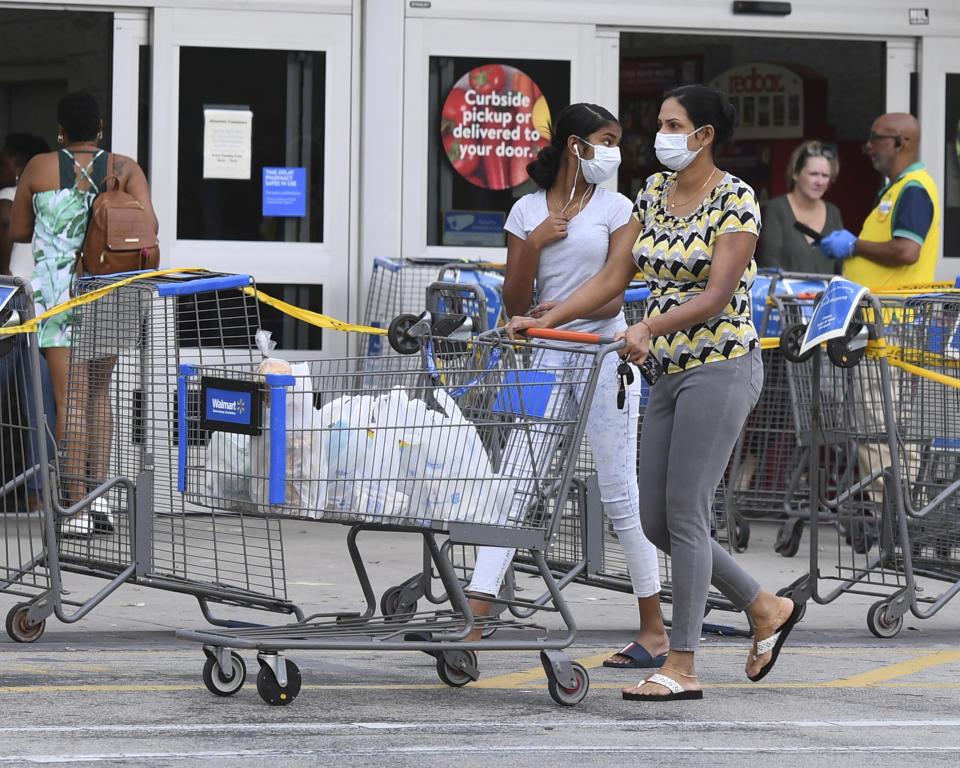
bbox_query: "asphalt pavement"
[1,519,959,767]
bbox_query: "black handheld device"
[792,220,823,243]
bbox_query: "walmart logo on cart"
[206,388,253,425]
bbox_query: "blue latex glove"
[818,229,857,259]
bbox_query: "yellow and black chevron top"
[632,171,760,375]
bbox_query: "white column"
[357,0,406,322]
[884,38,916,115]
[111,10,149,160]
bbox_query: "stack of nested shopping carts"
[721,271,831,557]
[774,285,960,637]
[0,271,305,644]
[176,317,622,706]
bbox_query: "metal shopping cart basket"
[1,271,306,643]
[361,256,504,358]
[175,324,622,706]
[1,277,58,640]
[780,288,960,636]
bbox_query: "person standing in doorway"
[1,133,56,513]
[11,91,157,536]
[757,140,843,274]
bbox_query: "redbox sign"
[441,64,551,190]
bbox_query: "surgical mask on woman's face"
[573,138,622,184]
[654,127,705,171]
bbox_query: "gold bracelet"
[639,320,654,338]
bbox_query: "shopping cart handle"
[522,327,619,345]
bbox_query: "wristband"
[639,320,654,338]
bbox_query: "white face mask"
[573,138,621,184]
[654,126,705,171]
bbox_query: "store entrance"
[0,9,114,151]
[617,33,892,244]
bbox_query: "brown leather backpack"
[78,156,159,277]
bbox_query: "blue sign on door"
[262,167,307,217]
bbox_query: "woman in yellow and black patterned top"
[508,85,804,704]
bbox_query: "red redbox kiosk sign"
[441,64,551,190]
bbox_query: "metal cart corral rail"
[780,289,960,637]
[1,271,305,642]
[176,326,622,706]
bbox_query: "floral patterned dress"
[31,150,104,348]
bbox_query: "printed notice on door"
[203,107,253,179]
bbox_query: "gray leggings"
[638,347,764,652]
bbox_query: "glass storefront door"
[151,7,352,355]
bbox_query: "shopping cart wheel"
[5,602,45,643]
[826,322,865,368]
[387,313,422,355]
[732,519,750,552]
[866,600,903,638]
[202,651,247,697]
[774,519,804,558]
[779,323,815,363]
[546,661,589,707]
[848,517,877,554]
[380,584,419,622]
[436,649,479,687]
[256,656,302,705]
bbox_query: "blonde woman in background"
[757,140,842,274]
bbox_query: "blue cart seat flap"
[156,273,252,296]
[931,437,960,451]
[493,370,555,417]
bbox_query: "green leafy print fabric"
[31,186,95,348]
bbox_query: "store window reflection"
[177,47,326,242]
[427,56,570,247]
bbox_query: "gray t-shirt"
[504,186,634,335]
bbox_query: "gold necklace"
[668,168,719,210]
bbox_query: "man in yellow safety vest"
[817,112,940,288]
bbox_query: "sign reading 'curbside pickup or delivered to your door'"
[440,64,552,190]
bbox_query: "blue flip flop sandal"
[603,641,668,669]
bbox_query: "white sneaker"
[60,511,93,538]
[90,498,116,534]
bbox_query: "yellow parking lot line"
[820,649,960,687]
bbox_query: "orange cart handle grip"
[522,327,620,345]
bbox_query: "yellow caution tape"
[242,286,386,336]
[0,268,207,336]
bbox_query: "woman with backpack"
[10,91,157,536]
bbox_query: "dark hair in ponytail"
[663,84,737,152]
[525,102,619,189]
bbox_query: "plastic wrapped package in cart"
[248,362,327,518]
[318,388,514,525]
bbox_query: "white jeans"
[468,349,661,598]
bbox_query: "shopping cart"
[176,325,623,706]
[1,278,57,640]
[1,271,305,642]
[361,257,504,357]
[778,289,960,636]
[721,271,831,556]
